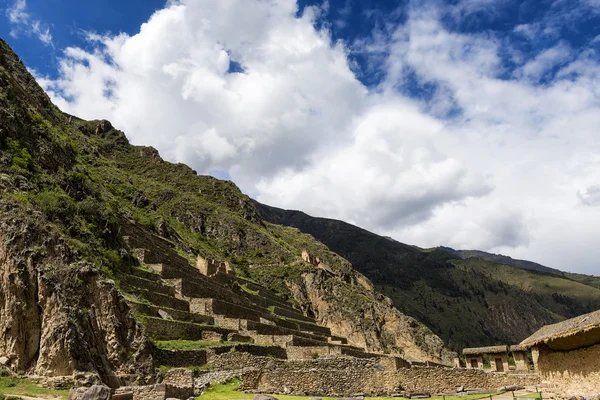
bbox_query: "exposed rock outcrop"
[0,203,151,386]
[288,267,454,364]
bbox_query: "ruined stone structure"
[196,255,235,277]
[301,250,321,266]
[115,227,432,398]
[113,229,541,398]
[521,309,600,397]
[463,345,509,372]
[509,344,530,372]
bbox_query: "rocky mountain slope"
[0,38,452,383]
[253,203,600,351]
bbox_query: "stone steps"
[128,301,215,325]
[168,276,251,307]
[128,266,163,282]
[283,318,332,336]
[147,261,317,329]
[188,297,332,339]
[189,298,265,321]
[142,316,242,342]
[124,286,190,312]
[149,264,253,307]
[270,306,315,324]
[251,334,331,347]
[241,291,304,317]
[339,347,385,359]
[215,273,305,314]
[214,316,329,343]
[120,273,175,297]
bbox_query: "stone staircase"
[119,227,396,371]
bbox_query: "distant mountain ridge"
[253,201,600,351]
[440,248,562,275]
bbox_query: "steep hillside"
[0,38,452,383]
[253,202,600,350]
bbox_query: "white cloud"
[6,0,53,45]
[579,185,600,206]
[374,11,600,273]
[516,43,572,81]
[37,0,600,274]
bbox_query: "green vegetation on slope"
[453,258,600,318]
[253,202,600,350]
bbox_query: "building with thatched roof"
[520,309,600,396]
[463,345,509,372]
[508,345,529,372]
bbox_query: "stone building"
[520,309,600,396]
[463,346,509,372]
[509,344,530,372]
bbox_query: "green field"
[197,379,502,400]
[0,377,69,399]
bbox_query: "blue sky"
[2,0,600,274]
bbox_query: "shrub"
[5,138,33,170]
[32,190,75,220]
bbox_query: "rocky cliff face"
[0,200,151,386]
[289,268,453,362]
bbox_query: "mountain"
[0,38,453,384]
[253,202,600,351]
[445,247,600,291]
[442,248,562,275]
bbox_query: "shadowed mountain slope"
[253,202,600,350]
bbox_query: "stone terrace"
[119,225,395,372]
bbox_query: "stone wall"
[241,357,541,397]
[537,343,600,397]
[114,384,166,400]
[241,357,399,397]
[207,350,274,370]
[151,347,206,367]
[398,367,540,394]
[286,346,336,360]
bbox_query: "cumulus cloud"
[6,0,53,45]
[579,185,600,206]
[36,0,600,273]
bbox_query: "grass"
[0,377,69,399]
[153,339,242,350]
[196,378,503,400]
[517,393,543,399]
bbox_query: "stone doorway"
[471,359,478,368]
[495,358,504,372]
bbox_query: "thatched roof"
[463,345,508,355]
[509,344,527,353]
[521,309,600,349]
